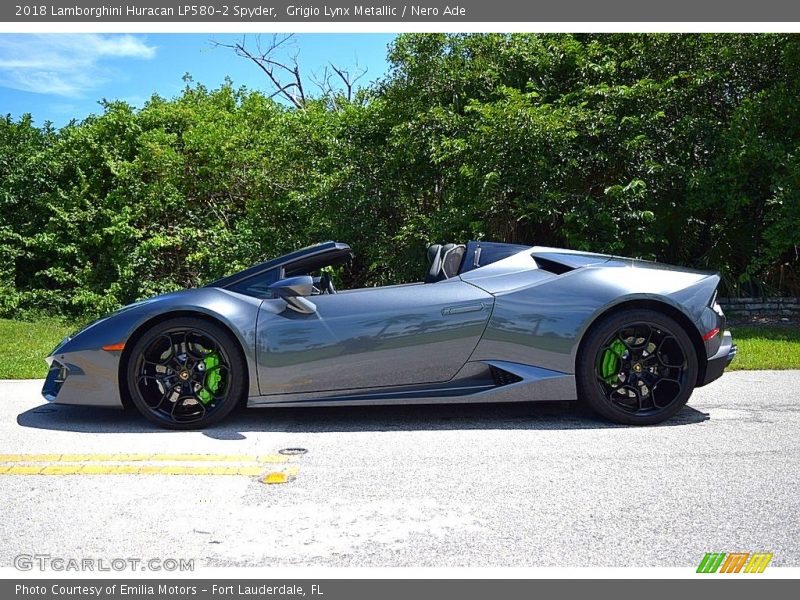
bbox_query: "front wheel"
[126,317,246,430]
[576,309,698,425]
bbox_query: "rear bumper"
[699,330,736,387]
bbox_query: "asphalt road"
[1,371,798,568]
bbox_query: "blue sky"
[0,33,397,127]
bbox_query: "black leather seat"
[425,243,466,283]
[425,244,442,283]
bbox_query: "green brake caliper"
[198,353,221,405]
[600,339,626,384]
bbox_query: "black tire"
[125,317,247,430]
[576,309,698,425]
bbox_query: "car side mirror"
[268,276,317,314]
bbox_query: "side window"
[230,269,280,298]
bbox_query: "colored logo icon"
[697,552,773,573]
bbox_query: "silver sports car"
[43,241,736,429]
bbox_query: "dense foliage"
[2,33,799,320]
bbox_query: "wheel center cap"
[178,370,190,381]
[632,363,643,373]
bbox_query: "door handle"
[442,303,485,316]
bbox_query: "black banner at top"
[4,0,800,22]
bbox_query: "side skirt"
[246,361,577,408]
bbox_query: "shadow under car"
[17,400,710,436]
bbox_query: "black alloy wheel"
[126,317,246,429]
[576,309,698,425]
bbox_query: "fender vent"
[489,365,523,386]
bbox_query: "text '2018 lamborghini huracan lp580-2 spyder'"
[43,241,736,429]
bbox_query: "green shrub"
[1,34,799,320]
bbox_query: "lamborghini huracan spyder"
[43,241,736,429]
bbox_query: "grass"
[0,318,797,379]
[727,325,800,371]
[0,318,74,379]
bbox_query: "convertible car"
[43,241,736,429]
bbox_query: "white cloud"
[0,34,155,98]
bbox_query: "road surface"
[1,371,798,568]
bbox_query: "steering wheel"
[319,272,336,295]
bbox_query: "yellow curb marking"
[0,465,269,476]
[0,453,300,480]
[40,465,82,475]
[0,453,288,464]
[5,465,42,475]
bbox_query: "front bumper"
[700,330,736,387]
[41,349,124,408]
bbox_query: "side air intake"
[489,365,523,386]
[532,256,576,275]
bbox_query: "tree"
[1,34,798,321]
[213,34,368,109]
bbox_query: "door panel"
[256,280,494,395]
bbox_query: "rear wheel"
[126,317,246,430]
[576,309,698,425]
